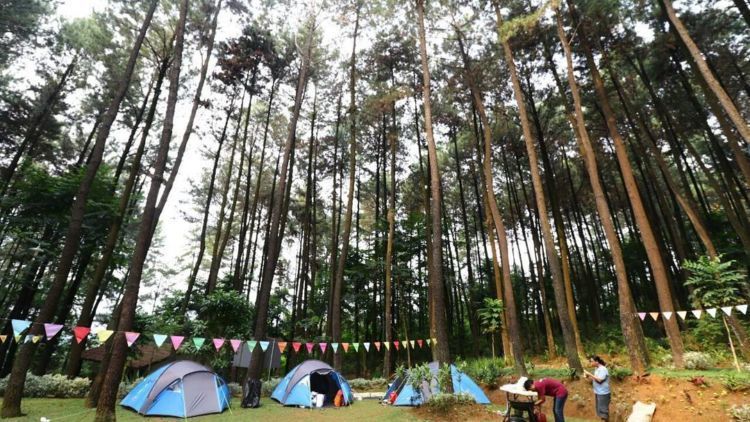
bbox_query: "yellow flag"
[384,342,390,350]
[32,335,42,343]
[97,330,114,343]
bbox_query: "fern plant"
[477,298,504,359]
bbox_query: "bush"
[0,373,90,398]
[724,373,750,392]
[348,378,387,391]
[261,377,281,397]
[683,351,715,370]
[227,382,242,397]
[731,404,750,421]
[424,392,475,413]
[609,366,633,381]
[461,357,507,388]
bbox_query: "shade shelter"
[384,361,490,406]
[120,360,231,417]
[271,359,353,407]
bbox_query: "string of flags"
[637,304,748,321]
[0,319,437,355]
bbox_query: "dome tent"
[271,360,353,407]
[383,361,490,406]
[121,360,230,417]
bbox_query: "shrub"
[261,377,281,397]
[461,357,507,388]
[683,351,715,370]
[731,404,750,421]
[609,366,633,381]
[0,373,90,398]
[227,382,242,397]
[424,392,475,413]
[348,378,387,391]
[724,373,750,392]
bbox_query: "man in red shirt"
[524,377,568,422]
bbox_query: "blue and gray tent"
[121,360,231,417]
[271,360,353,407]
[383,361,490,406]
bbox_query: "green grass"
[649,367,750,381]
[0,398,418,421]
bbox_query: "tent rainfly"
[271,360,354,407]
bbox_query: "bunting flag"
[737,304,748,315]
[401,340,408,349]
[410,340,415,349]
[649,312,660,321]
[25,335,33,343]
[663,312,673,321]
[44,323,64,340]
[319,342,327,353]
[0,335,6,344]
[292,342,302,353]
[677,311,688,320]
[153,334,167,347]
[374,342,381,351]
[417,340,423,348]
[331,343,339,353]
[170,335,184,350]
[32,335,42,343]
[692,310,703,319]
[384,342,390,351]
[213,338,225,351]
[426,339,431,346]
[638,312,647,321]
[278,342,287,353]
[707,308,717,318]
[246,340,257,352]
[352,343,360,352]
[11,319,31,337]
[304,342,312,353]
[363,342,371,352]
[14,335,21,343]
[230,339,242,353]
[393,341,400,350]
[259,341,269,351]
[97,330,114,343]
[721,306,733,316]
[193,337,206,349]
[342,343,349,353]
[73,327,90,344]
[432,338,437,346]
[125,332,140,347]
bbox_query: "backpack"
[241,378,262,408]
[334,389,344,407]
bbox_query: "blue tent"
[384,362,490,406]
[121,360,230,417]
[271,360,353,407]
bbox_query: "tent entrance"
[309,371,340,406]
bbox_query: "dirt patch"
[412,402,497,421]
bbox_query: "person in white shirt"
[583,355,610,421]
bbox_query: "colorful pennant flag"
[170,335,184,350]
[97,329,114,343]
[352,343,360,352]
[737,304,748,315]
[342,343,349,353]
[393,341,400,350]
[230,339,242,353]
[426,339,431,346]
[417,339,424,348]
[0,335,6,344]
[374,342,381,351]
[259,341,269,351]
[213,338,225,351]
[153,334,167,347]
[44,323,63,340]
[331,343,339,353]
[319,342,327,353]
[384,342,390,351]
[247,340,257,352]
[125,332,140,347]
[707,308,717,318]
[721,306,733,316]
[363,342,371,351]
[637,312,646,320]
[649,312,660,321]
[305,342,313,353]
[410,340,415,349]
[73,327,90,344]
[25,335,33,343]
[692,310,703,319]
[32,335,42,343]
[193,337,206,349]
[432,338,438,345]
[677,311,688,320]
[11,319,31,337]
[292,342,302,353]
[278,342,287,353]
[663,312,673,321]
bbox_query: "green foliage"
[409,363,433,404]
[0,374,90,398]
[730,404,750,421]
[437,363,452,392]
[477,298,504,335]
[348,378,388,391]
[724,373,750,392]
[460,357,508,388]
[395,364,407,381]
[424,392,475,412]
[262,378,281,397]
[683,255,747,308]
[683,351,715,370]
[608,366,633,381]
[498,0,559,41]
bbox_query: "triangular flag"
[363,342,371,351]
[374,342,381,351]
[342,343,350,353]
[432,338,438,345]
[319,342,327,353]
[32,335,42,343]
[677,311,688,320]
[417,340,424,348]
[737,304,748,315]
[331,343,339,353]
[153,334,167,347]
[125,332,140,347]
[393,341,400,350]
[692,309,703,319]
[73,327,90,344]
[170,335,184,350]
[721,306,733,316]
[649,312,660,321]
[278,342,287,353]
[352,343,360,352]
[401,340,408,349]
[305,342,314,353]
[97,330,114,343]
[663,312,673,320]
[11,319,31,336]
[638,312,647,321]
[410,340,415,349]
[0,335,6,344]
[230,339,242,352]
[44,323,63,340]
[707,308,717,318]
[246,340,257,352]
[292,342,302,352]
[426,339,431,346]
[213,338,225,351]
[14,335,21,343]
[384,342,390,350]
[259,341,269,351]
[193,337,206,349]
[25,335,33,343]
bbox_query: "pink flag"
[305,342,314,353]
[417,339,424,348]
[292,342,302,352]
[213,338,225,351]
[374,342,381,351]
[73,327,90,344]
[125,332,140,347]
[319,342,327,353]
[394,341,400,350]
[342,343,349,353]
[170,336,184,350]
[44,323,63,340]
[230,339,242,352]
[638,312,646,321]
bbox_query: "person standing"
[584,356,611,421]
[523,377,568,422]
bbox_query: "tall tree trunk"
[383,91,398,377]
[0,2,158,417]
[93,1,189,419]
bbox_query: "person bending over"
[523,377,568,422]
